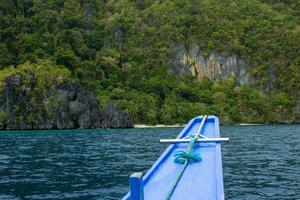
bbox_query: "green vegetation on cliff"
[0,62,71,127]
[0,0,299,124]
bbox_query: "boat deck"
[122,116,224,200]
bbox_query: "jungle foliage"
[0,0,299,124]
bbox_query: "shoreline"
[133,123,263,128]
[0,122,299,131]
[239,123,263,126]
[134,122,300,128]
[134,124,185,128]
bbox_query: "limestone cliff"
[172,44,251,84]
[100,103,132,128]
[0,74,132,130]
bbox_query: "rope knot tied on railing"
[174,135,202,164]
[174,150,202,164]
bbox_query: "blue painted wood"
[122,115,224,200]
[130,172,144,200]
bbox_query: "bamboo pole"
[160,138,229,143]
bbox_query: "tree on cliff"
[0,63,132,129]
[0,0,299,125]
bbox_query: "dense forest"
[0,0,299,125]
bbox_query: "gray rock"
[115,24,125,51]
[171,43,251,85]
[0,74,132,130]
[295,98,300,123]
[100,103,133,128]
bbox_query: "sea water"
[0,125,299,199]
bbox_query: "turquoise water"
[0,125,299,200]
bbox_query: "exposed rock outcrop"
[100,103,132,128]
[0,74,132,130]
[53,81,102,129]
[295,98,300,123]
[171,44,251,84]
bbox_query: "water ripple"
[0,125,299,199]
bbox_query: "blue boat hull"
[122,116,224,200]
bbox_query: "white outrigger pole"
[160,138,229,143]
[160,115,229,144]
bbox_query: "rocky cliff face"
[172,44,251,84]
[100,103,132,128]
[296,98,300,123]
[0,74,132,130]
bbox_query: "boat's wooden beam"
[130,172,144,200]
[160,138,229,143]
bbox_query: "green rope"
[166,135,202,200]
